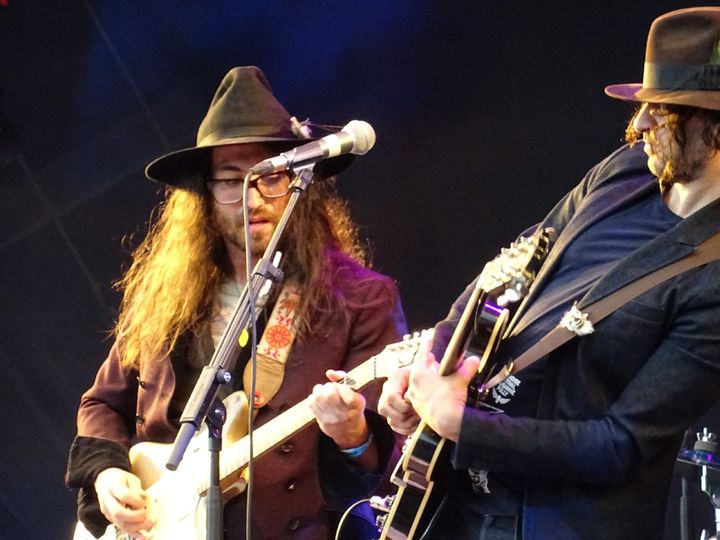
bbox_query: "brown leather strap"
[485,230,720,389]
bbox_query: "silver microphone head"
[343,120,376,155]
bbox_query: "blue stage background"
[1,2,718,538]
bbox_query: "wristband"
[339,432,374,459]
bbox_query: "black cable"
[243,171,256,540]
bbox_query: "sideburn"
[660,119,715,189]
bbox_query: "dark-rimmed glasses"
[206,172,292,204]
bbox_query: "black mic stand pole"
[206,397,227,540]
[164,165,317,540]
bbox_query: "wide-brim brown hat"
[146,66,353,185]
[605,7,720,111]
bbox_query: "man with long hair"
[379,7,720,540]
[66,66,406,539]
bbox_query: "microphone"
[250,120,376,175]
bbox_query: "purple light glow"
[484,302,504,316]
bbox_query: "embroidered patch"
[265,325,292,349]
[257,287,300,359]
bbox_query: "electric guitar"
[72,332,430,540]
[375,228,555,540]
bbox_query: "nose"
[244,183,265,209]
[632,103,657,134]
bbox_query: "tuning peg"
[370,495,394,513]
[698,427,718,443]
[497,289,520,306]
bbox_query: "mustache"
[234,209,275,226]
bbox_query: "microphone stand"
[165,165,317,540]
[678,427,720,540]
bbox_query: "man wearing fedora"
[379,7,720,539]
[65,66,406,539]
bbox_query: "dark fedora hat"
[145,66,353,185]
[605,7,720,111]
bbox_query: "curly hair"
[113,161,374,371]
[625,103,720,191]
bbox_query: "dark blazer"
[67,258,407,539]
[435,145,720,539]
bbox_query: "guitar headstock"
[477,227,555,306]
[394,328,434,369]
[344,329,433,387]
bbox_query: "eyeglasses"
[206,172,292,204]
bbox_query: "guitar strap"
[243,285,301,408]
[484,229,720,390]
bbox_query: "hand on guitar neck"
[379,334,481,442]
[310,368,379,471]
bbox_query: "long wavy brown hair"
[114,162,381,371]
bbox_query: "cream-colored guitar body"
[73,463,209,540]
[72,392,251,540]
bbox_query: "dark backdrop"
[2,2,719,539]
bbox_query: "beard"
[210,205,272,257]
[647,126,714,192]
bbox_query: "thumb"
[420,334,435,367]
[456,355,481,384]
[123,473,148,504]
[126,472,144,492]
[326,369,347,383]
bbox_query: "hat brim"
[605,83,720,111]
[145,136,354,185]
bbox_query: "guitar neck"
[196,354,389,492]
[437,284,488,376]
[220,394,315,484]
